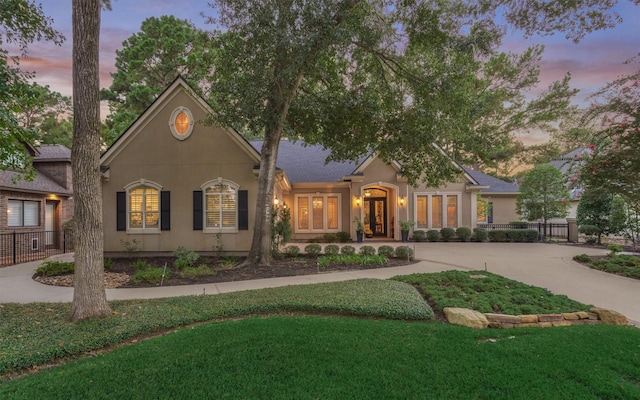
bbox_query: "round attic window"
[169,107,194,140]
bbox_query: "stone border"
[444,307,629,329]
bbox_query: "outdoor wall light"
[356,196,361,207]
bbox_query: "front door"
[364,197,387,237]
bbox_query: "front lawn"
[2,317,639,399]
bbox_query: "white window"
[295,194,341,232]
[415,193,461,229]
[202,179,238,231]
[125,180,162,232]
[8,200,40,227]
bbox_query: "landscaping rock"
[590,307,628,326]
[484,313,521,324]
[443,308,489,329]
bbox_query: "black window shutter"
[193,191,203,230]
[238,190,248,230]
[161,191,170,231]
[116,192,126,231]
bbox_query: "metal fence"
[478,223,569,241]
[0,230,74,267]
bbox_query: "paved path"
[1,243,638,325]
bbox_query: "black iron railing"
[0,230,74,267]
[477,222,569,240]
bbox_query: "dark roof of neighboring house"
[461,167,519,194]
[249,140,368,183]
[33,144,72,162]
[548,147,590,175]
[0,144,72,195]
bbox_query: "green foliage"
[353,217,364,233]
[505,229,538,242]
[399,221,415,232]
[412,230,426,242]
[517,164,570,224]
[132,259,152,271]
[426,230,440,242]
[488,230,506,242]
[132,267,168,285]
[573,254,592,263]
[394,271,592,314]
[322,233,338,243]
[340,245,356,256]
[589,255,640,279]
[179,265,217,278]
[440,227,455,241]
[335,231,351,243]
[172,246,200,269]
[377,245,395,258]
[455,227,472,242]
[323,244,340,255]
[120,238,141,255]
[473,227,488,242]
[304,243,322,256]
[509,221,529,229]
[272,205,292,252]
[359,245,376,256]
[579,224,601,244]
[394,246,414,260]
[284,245,300,257]
[103,258,114,270]
[101,15,217,145]
[577,187,626,244]
[34,260,74,276]
[607,244,623,256]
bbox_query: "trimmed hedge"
[488,229,538,242]
[426,230,440,242]
[473,227,488,242]
[456,227,472,242]
[412,230,426,242]
[440,227,455,242]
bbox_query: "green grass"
[1,317,639,399]
[0,279,430,376]
[590,255,640,279]
[393,270,593,314]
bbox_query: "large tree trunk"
[69,0,111,321]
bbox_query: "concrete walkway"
[1,243,638,325]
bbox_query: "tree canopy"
[516,164,570,224]
[100,15,217,145]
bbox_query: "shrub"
[395,246,414,260]
[573,254,592,263]
[440,227,455,242]
[412,230,426,242]
[173,246,200,269]
[35,260,74,276]
[340,245,356,255]
[359,245,376,256]
[509,221,529,229]
[426,230,440,242]
[456,227,472,242]
[473,227,488,242]
[488,230,506,242]
[378,245,395,258]
[336,231,351,243]
[324,244,340,255]
[132,267,168,284]
[321,233,337,243]
[103,258,114,270]
[608,244,624,256]
[505,229,538,242]
[579,225,601,242]
[132,259,152,271]
[284,245,300,257]
[304,243,322,255]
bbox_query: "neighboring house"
[99,77,521,255]
[462,167,520,225]
[548,147,590,220]
[0,143,74,250]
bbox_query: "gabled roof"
[461,167,519,194]
[0,144,72,195]
[33,144,71,162]
[101,76,261,166]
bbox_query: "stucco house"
[100,77,519,255]
[0,143,74,251]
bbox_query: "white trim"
[201,178,239,233]
[294,193,342,233]
[125,180,162,234]
[413,192,462,230]
[169,106,194,140]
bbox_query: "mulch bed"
[34,256,417,289]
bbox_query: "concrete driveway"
[0,242,637,325]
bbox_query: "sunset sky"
[11,1,640,144]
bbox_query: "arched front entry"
[363,188,387,237]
